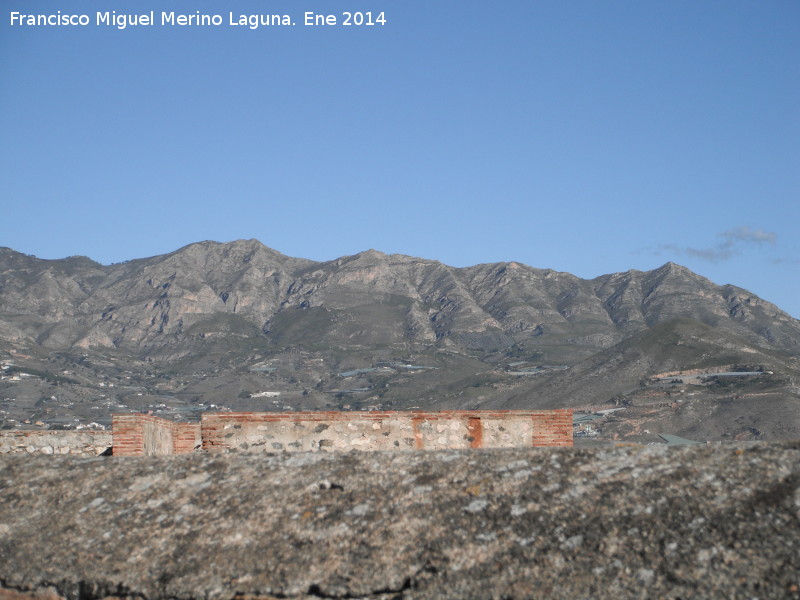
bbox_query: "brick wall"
[112,414,200,456]
[531,411,574,447]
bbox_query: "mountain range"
[1,239,798,442]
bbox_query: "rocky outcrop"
[1,443,798,599]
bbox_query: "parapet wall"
[201,410,573,453]
[112,414,200,456]
[0,430,111,455]
[7,409,573,457]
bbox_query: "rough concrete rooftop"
[1,443,799,599]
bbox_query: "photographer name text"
[9,10,387,30]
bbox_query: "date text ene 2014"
[304,12,387,26]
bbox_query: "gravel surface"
[1,443,798,599]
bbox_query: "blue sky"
[2,0,799,317]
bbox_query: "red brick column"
[111,414,146,456]
[531,409,573,447]
[467,417,484,448]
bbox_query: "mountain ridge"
[1,239,798,442]
[1,239,798,355]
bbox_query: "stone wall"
[5,411,571,457]
[0,430,111,455]
[201,410,573,454]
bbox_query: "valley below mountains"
[1,239,798,444]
